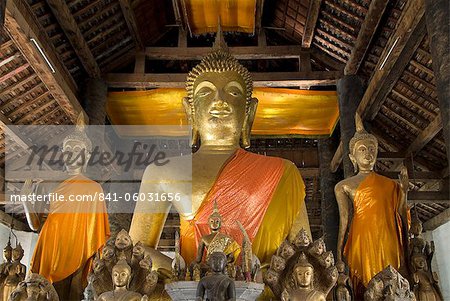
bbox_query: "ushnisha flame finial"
[349,113,378,154]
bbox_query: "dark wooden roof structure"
[0,0,448,246]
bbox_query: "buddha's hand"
[399,166,409,193]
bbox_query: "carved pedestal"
[165,281,264,301]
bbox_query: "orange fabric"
[344,172,407,287]
[31,175,110,283]
[180,149,284,263]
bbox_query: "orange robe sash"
[344,172,406,287]
[31,175,110,283]
[181,149,288,264]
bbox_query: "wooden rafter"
[5,0,84,122]
[345,0,390,75]
[406,115,443,156]
[357,0,426,120]
[46,0,101,78]
[302,0,322,48]
[118,0,143,50]
[105,70,340,88]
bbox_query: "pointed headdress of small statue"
[349,113,378,154]
[63,112,92,152]
[209,199,222,220]
[4,239,12,252]
[14,242,24,254]
[185,21,253,109]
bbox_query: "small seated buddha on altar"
[129,24,311,271]
[334,113,410,295]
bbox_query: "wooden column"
[84,78,107,125]
[337,75,365,177]
[318,137,341,255]
[424,0,450,165]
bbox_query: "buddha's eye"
[227,87,243,97]
[195,87,213,98]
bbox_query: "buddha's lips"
[209,108,232,118]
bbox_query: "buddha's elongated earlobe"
[241,98,258,148]
[182,97,199,148]
[349,154,358,174]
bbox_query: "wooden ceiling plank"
[357,0,426,121]
[410,60,434,78]
[83,11,123,40]
[316,28,352,50]
[7,91,50,118]
[0,62,29,83]
[46,0,101,77]
[314,35,350,58]
[118,0,143,50]
[323,0,364,22]
[104,70,340,88]
[406,114,442,156]
[0,82,44,112]
[345,0,390,75]
[310,46,345,70]
[390,89,436,117]
[86,20,126,45]
[318,18,355,41]
[0,74,37,98]
[0,52,21,68]
[321,10,357,35]
[302,0,322,48]
[78,2,120,30]
[5,0,84,122]
[73,0,103,18]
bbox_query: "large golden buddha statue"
[129,27,311,268]
[334,113,410,294]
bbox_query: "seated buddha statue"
[334,113,410,293]
[22,114,110,300]
[129,26,311,270]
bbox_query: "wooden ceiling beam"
[46,0,101,78]
[4,0,84,123]
[118,0,143,50]
[408,191,450,204]
[255,0,264,34]
[145,45,309,60]
[345,0,390,75]
[405,114,442,156]
[357,0,426,121]
[302,0,322,48]
[104,70,340,89]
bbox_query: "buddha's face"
[271,255,286,272]
[102,245,115,261]
[320,251,334,268]
[133,242,145,258]
[310,239,325,256]
[112,265,131,288]
[189,71,247,145]
[209,215,221,231]
[294,266,313,288]
[63,139,89,173]
[350,139,377,172]
[411,221,423,236]
[412,256,427,270]
[279,242,295,259]
[115,231,132,250]
[209,252,226,272]
[12,249,23,261]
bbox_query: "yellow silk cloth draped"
[344,172,407,287]
[31,175,110,283]
[180,149,310,265]
[182,0,256,34]
[106,89,339,137]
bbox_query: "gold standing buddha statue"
[129,26,311,269]
[23,114,110,300]
[334,113,410,293]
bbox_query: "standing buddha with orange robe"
[23,117,110,300]
[334,114,410,292]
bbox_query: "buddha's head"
[292,228,311,248]
[102,244,115,261]
[208,200,222,232]
[3,241,12,262]
[112,260,132,289]
[293,253,314,289]
[133,241,145,258]
[62,113,92,175]
[12,243,24,261]
[271,255,286,272]
[349,113,378,173]
[115,229,133,250]
[309,237,326,256]
[208,252,227,273]
[319,251,334,268]
[410,210,423,236]
[184,27,258,149]
[139,255,153,271]
[411,253,428,271]
[279,240,295,260]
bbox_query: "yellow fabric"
[183,0,256,34]
[106,88,339,137]
[344,172,406,287]
[30,175,110,283]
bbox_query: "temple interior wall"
[423,221,450,300]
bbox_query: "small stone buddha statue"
[97,260,147,301]
[334,113,410,292]
[2,243,26,301]
[195,201,240,264]
[411,253,443,301]
[196,252,236,301]
[281,253,326,301]
[0,240,12,287]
